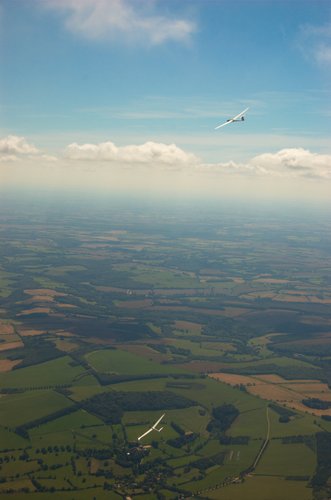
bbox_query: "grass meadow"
[0,390,72,427]
[208,476,313,500]
[255,440,316,477]
[0,356,94,389]
[85,348,183,375]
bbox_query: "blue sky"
[1,0,331,200]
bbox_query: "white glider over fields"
[137,414,165,441]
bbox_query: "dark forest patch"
[81,390,196,424]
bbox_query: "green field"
[85,348,183,375]
[229,405,268,439]
[170,337,234,357]
[268,408,320,437]
[208,476,313,500]
[0,390,72,426]
[0,426,28,450]
[0,356,95,389]
[256,440,316,477]
[28,409,104,436]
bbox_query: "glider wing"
[215,120,232,130]
[137,414,166,441]
[137,427,154,441]
[232,107,249,121]
[214,107,249,130]
[152,414,165,429]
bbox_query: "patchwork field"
[209,373,331,416]
[0,199,330,498]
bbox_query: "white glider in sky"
[215,107,249,130]
[137,414,165,441]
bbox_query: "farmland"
[0,196,330,498]
[209,373,331,416]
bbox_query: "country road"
[252,405,270,471]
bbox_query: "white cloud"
[43,0,196,45]
[64,140,198,167]
[250,148,331,178]
[0,135,39,156]
[196,160,257,177]
[0,135,58,163]
[200,148,331,180]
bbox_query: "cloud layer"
[43,0,196,45]
[64,140,198,167]
[1,135,331,180]
[64,139,331,179]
